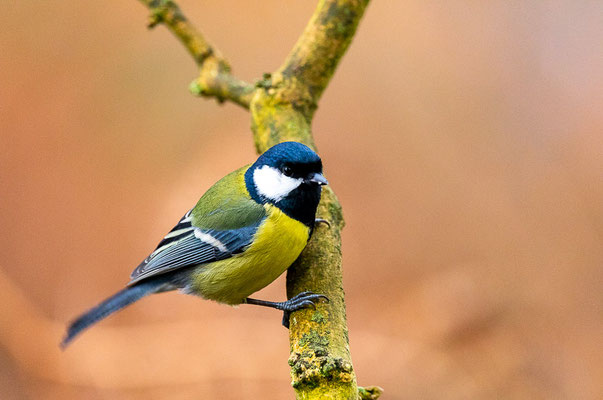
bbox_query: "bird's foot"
[244,292,329,328]
[278,291,329,328]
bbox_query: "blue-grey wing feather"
[128,210,262,285]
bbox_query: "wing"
[128,166,267,285]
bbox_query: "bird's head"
[245,142,327,226]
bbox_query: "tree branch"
[137,0,376,398]
[250,0,370,148]
[139,0,254,108]
[250,1,372,399]
[278,0,371,113]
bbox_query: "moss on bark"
[138,0,375,398]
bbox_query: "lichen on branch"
[251,1,371,398]
[136,0,376,398]
[139,0,253,108]
[278,0,371,113]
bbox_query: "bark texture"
[137,0,378,398]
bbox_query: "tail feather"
[61,277,170,348]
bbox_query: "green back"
[191,165,266,230]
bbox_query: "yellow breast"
[190,204,310,304]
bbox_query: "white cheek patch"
[253,165,303,202]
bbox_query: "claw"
[292,290,314,299]
[298,300,317,309]
[314,294,329,303]
[315,218,331,228]
[289,291,329,302]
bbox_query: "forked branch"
[140,0,254,108]
[137,0,378,398]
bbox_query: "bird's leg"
[315,218,331,228]
[244,291,329,328]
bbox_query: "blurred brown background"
[1,1,602,399]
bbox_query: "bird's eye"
[282,166,293,177]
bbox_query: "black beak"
[307,172,328,186]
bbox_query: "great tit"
[62,141,329,347]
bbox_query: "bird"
[62,141,330,347]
